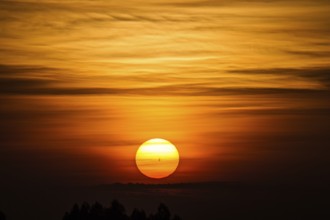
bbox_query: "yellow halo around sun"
[135,138,180,179]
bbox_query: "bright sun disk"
[135,138,180,179]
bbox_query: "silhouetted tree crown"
[150,204,170,220]
[131,209,147,220]
[63,200,181,220]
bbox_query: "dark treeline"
[63,200,182,220]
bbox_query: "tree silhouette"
[64,203,80,220]
[109,200,129,220]
[90,202,105,220]
[107,200,128,220]
[63,200,181,220]
[153,203,170,220]
[80,202,90,220]
[131,208,147,220]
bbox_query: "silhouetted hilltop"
[63,200,181,220]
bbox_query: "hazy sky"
[1,0,330,188]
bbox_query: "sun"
[135,138,180,179]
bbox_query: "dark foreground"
[0,182,329,220]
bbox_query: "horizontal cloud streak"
[229,67,330,88]
[1,64,329,97]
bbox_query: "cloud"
[160,0,229,8]
[1,64,330,97]
[228,66,330,88]
[284,50,330,58]
[0,64,64,94]
[160,0,330,8]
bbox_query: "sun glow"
[135,138,179,179]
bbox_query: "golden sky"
[1,0,330,184]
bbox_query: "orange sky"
[1,0,330,185]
